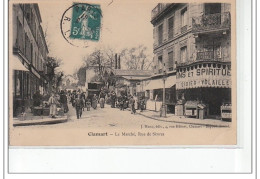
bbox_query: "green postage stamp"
[70,3,101,41]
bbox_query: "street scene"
[9,1,235,145]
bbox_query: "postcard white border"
[2,0,256,177]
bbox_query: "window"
[158,55,163,72]
[168,17,174,39]
[168,51,174,70]
[158,24,163,45]
[15,71,22,96]
[25,34,31,61]
[180,46,187,62]
[17,19,25,53]
[181,8,188,27]
[204,3,221,15]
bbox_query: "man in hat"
[110,91,116,108]
[99,90,106,108]
[74,94,84,119]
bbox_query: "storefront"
[176,62,231,116]
[12,55,44,116]
[143,75,176,113]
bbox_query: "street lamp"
[160,63,167,117]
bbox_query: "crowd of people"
[108,91,146,114]
[32,88,147,119]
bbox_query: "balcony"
[151,3,172,21]
[196,51,221,61]
[176,50,226,67]
[192,12,230,34]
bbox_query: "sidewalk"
[12,112,68,127]
[132,109,230,127]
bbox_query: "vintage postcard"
[9,0,236,146]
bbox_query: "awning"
[11,55,29,71]
[143,76,176,90]
[185,101,199,108]
[143,79,163,90]
[165,75,176,88]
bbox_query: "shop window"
[153,89,163,101]
[15,71,22,97]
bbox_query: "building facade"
[148,3,231,116]
[12,4,49,116]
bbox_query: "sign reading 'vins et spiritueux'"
[176,65,231,89]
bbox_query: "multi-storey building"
[146,3,231,116]
[11,4,49,116]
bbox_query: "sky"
[38,0,157,75]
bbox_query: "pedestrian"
[59,90,68,113]
[139,95,145,112]
[99,90,106,108]
[48,92,58,118]
[133,94,138,110]
[129,96,136,114]
[92,94,98,109]
[119,95,125,111]
[71,92,75,107]
[81,92,86,111]
[86,98,91,111]
[110,91,116,108]
[74,95,84,119]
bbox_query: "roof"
[121,76,148,81]
[113,69,153,77]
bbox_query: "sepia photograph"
[9,0,236,146]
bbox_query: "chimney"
[115,54,118,69]
[118,55,121,69]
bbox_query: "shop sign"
[176,65,231,89]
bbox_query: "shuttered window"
[158,24,163,45]
[168,17,174,40]
[168,51,174,70]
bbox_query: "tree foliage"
[120,45,152,70]
[46,57,64,91]
[81,47,116,88]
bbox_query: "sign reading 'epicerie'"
[176,65,231,89]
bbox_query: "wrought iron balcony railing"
[197,51,222,61]
[192,12,230,33]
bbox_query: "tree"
[46,57,64,92]
[81,47,116,88]
[120,45,153,70]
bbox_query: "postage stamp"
[70,3,101,41]
[60,3,102,47]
